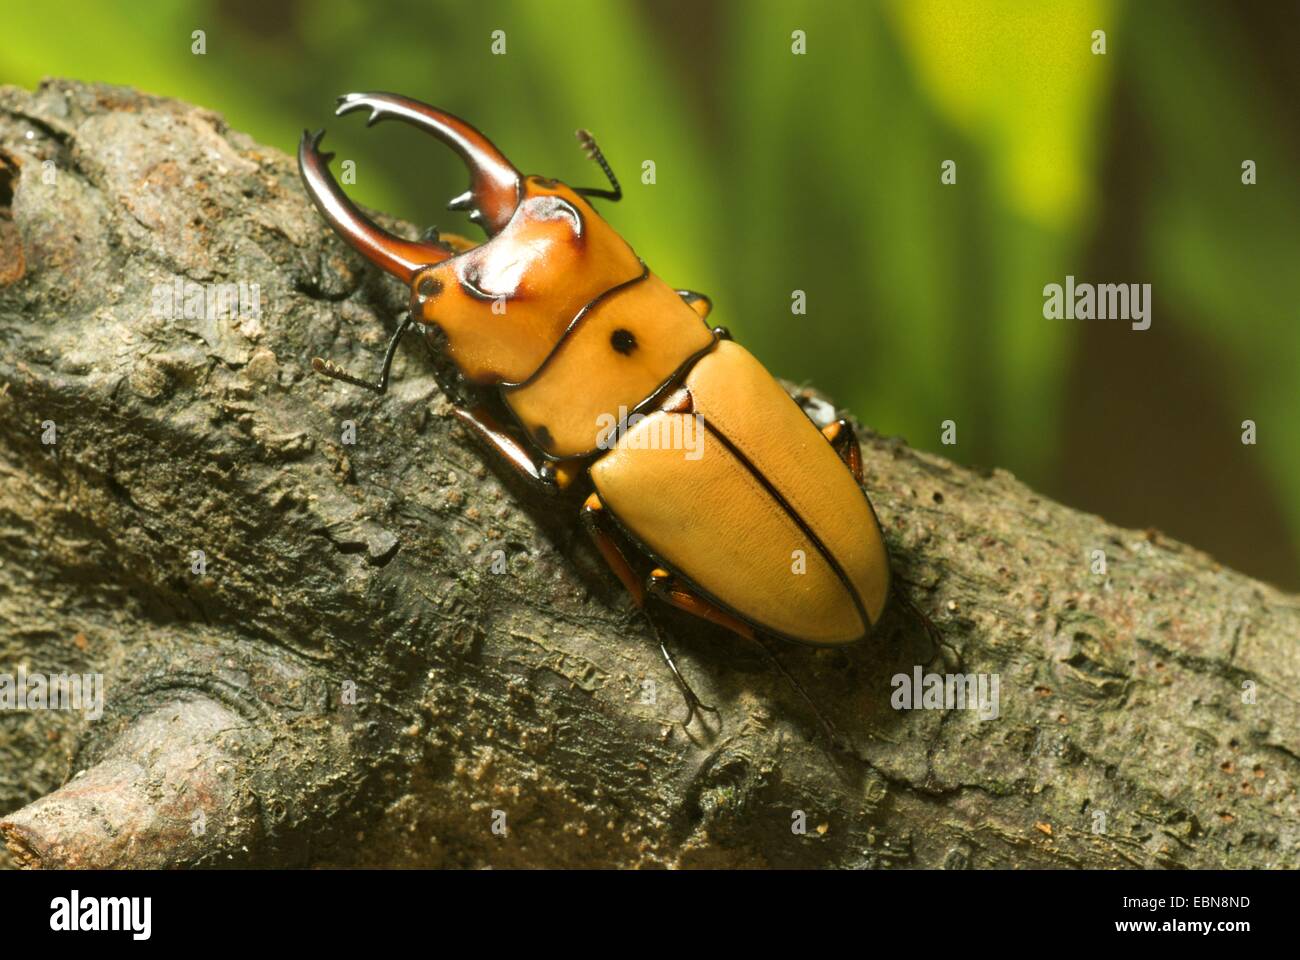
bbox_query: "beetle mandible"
[298,93,933,738]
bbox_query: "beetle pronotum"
[298,93,936,742]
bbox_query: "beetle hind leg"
[645,615,721,729]
[646,569,845,751]
[751,633,847,752]
[647,568,754,640]
[893,587,957,670]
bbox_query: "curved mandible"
[298,128,450,284]
[335,92,522,235]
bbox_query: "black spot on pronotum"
[534,425,554,450]
[416,276,442,301]
[610,328,637,355]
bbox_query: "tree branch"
[1,79,1296,869]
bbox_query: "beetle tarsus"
[646,614,719,728]
[573,129,622,202]
[660,634,722,723]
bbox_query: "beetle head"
[299,93,642,384]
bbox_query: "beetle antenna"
[312,312,415,394]
[573,129,622,202]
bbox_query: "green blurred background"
[5,0,1298,589]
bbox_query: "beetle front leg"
[453,405,582,492]
[312,312,415,394]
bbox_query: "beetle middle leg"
[581,494,718,727]
[816,418,954,667]
[674,289,713,321]
[820,418,864,484]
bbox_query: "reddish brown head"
[298,93,641,384]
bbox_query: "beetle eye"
[416,276,443,301]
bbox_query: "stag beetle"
[298,93,936,738]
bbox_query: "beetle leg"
[582,498,717,727]
[454,405,581,492]
[821,418,864,484]
[675,290,713,321]
[647,569,844,750]
[581,493,645,605]
[893,588,957,670]
[645,614,719,729]
[573,129,622,202]
[647,568,754,640]
[750,632,846,752]
[312,312,415,394]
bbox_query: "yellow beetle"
[299,93,897,730]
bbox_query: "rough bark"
[0,79,1295,869]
